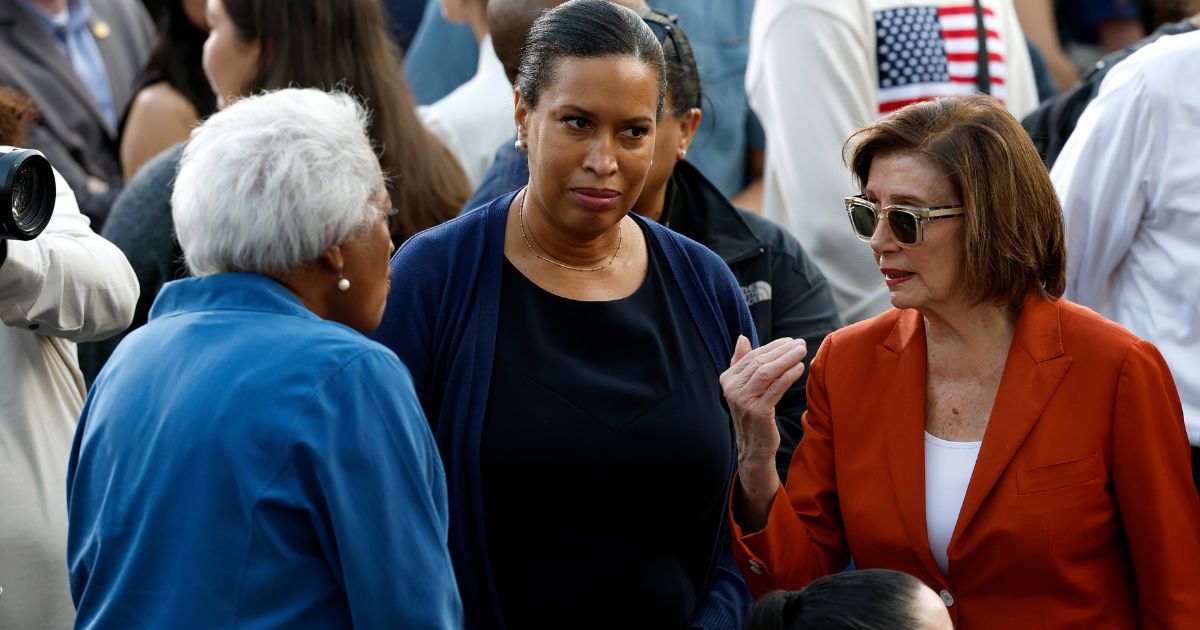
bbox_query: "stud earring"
[514,137,524,151]
[679,148,687,160]
[337,274,350,291]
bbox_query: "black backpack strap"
[974,0,991,94]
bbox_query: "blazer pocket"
[1017,454,1101,495]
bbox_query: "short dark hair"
[746,569,929,630]
[846,95,1066,309]
[516,0,666,120]
[645,11,701,117]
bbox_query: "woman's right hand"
[721,335,808,531]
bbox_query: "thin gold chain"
[518,188,623,272]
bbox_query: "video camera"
[0,146,55,240]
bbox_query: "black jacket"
[663,160,841,479]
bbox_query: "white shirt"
[924,431,982,577]
[417,35,515,189]
[747,0,1037,323]
[0,167,137,629]
[1052,29,1200,446]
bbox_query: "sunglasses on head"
[844,195,965,247]
[642,11,688,62]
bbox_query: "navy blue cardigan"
[372,191,755,629]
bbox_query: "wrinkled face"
[516,54,658,239]
[866,150,966,313]
[202,0,261,109]
[329,192,396,334]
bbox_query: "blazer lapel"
[880,310,949,587]
[949,295,1073,548]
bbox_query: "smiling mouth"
[881,268,915,286]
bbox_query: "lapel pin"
[91,21,111,40]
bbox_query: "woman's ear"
[514,88,530,147]
[319,244,346,277]
[677,108,703,160]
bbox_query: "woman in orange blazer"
[721,95,1200,629]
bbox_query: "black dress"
[480,223,732,628]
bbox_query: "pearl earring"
[337,275,350,291]
[514,137,524,151]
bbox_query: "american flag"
[874,3,1008,114]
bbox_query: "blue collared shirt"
[15,0,117,130]
[67,273,463,629]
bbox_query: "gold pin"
[91,21,111,39]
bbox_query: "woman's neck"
[521,187,624,268]
[922,300,1018,356]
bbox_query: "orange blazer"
[731,295,1200,628]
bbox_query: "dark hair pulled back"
[516,0,667,120]
[746,569,928,630]
[646,12,701,116]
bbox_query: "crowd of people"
[1,0,1197,628]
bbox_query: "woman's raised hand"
[721,335,807,530]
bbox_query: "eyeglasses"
[844,195,964,247]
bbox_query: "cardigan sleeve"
[729,334,850,597]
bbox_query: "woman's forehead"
[537,55,658,118]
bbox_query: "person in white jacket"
[0,143,138,626]
[748,0,1038,322]
[1052,28,1200,492]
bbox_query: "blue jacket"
[371,192,755,629]
[68,273,462,629]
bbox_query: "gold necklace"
[518,188,623,272]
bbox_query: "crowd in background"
[1,0,1198,628]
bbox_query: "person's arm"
[304,350,463,628]
[726,335,849,597]
[0,168,137,341]
[1109,340,1200,627]
[1051,61,1152,308]
[729,149,764,214]
[1014,0,1080,91]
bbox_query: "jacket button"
[939,589,955,607]
[748,560,763,575]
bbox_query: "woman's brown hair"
[0,88,39,147]
[845,95,1066,309]
[221,0,471,243]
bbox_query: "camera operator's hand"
[0,168,137,341]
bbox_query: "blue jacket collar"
[150,273,320,323]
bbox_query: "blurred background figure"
[418,0,516,188]
[457,0,763,212]
[746,0,1038,324]
[746,570,953,630]
[1052,28,1200,493]
[1022,1,1199,168]
[77,0,470,383]
[383,0,430,52]
[67,88,463,629]
[0,87,137,630]
[119,0,214,180]
[0,0,154,228]
[404,0,480,104]
[629,10,840,480]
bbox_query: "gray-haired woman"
[66,88,462,628]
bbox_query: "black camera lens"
[1,148,55,241]
[12,163,36,222]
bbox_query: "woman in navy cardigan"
[371,1,759,627]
